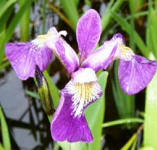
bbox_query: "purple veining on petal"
[5,42,52,80]
[81,38,119,72]
[118,55,157,95]
[51,90,93,143]
[33,45,52,72]
[76,9,101,61]
[55,40,79,74]
[5,42,35,80]
[67,68,103,117]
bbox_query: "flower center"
[32,27,67,48]
[119,45,134,61]
[32,33,52,48]
[74,82,94,102]
[65,80,102,117]
[65,68,102,117]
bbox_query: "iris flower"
[46,10,157,142]
[5,9,157,143]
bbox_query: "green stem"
[102,118,143,128]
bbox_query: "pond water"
[0,70,53,149]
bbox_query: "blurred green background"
[0,0,157,149]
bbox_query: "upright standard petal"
[81,33,124,72]
[51,90,93,143]
[118,55,157,95]
[5,42,35,80]
[76,9,101,61]
[55,40,79,74]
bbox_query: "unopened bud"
[35,66,53,115]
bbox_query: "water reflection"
[0,70,53,149]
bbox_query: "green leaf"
[129,0,144,14]
[0,0,30,62]
[146,8,157,58]
[59,0,79,30]
[0,0,16,19]
[19,0,31,41]
[112,61,135,119]
[25,90,39,99]
[102,118,143,128]
[131,137,137,150]
[74,0,79,6]
[121,132,137,150]
[0,61,10,72]
[111,12,148,57]
[0,106,11,150]
[43,71,60,109]
[144,63,157,149]
[0,4,14,33]
[0,144,5,150]
[101,0,125,31]
[86,71,108,150]
[58,142,87,150]
[85,0,91,6]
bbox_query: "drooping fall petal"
[5,42,52,80]
[118,55,157,95]
[51,90,93,143]
[51,68,103,143]
[6,42,35,80]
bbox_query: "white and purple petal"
[67,68,103,117]
[45,27,79,74]
[81,33,124,72]
[54,39,79,74]
[76,9,101,61]
[51,90,93,143]
[51,68,103,142]
[118,55,157,95]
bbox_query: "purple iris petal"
[76,9,101,61]
[5,42,35,80]
[82,41,117,72]
[55,40,79,74]
[81,33,124,72]
[51,90,93,143]
[33,45,52,71]
[118,55,157,95]
[5,42,52,80]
